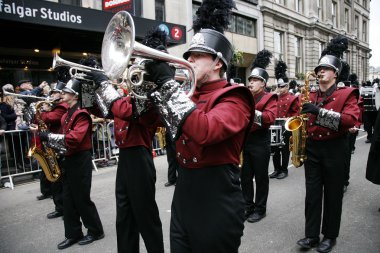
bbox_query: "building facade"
[0,0,371,86]
[260,0,371,85]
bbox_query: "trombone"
[3,90,49,101]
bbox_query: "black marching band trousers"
[272,131,291,173]
[241,130,271,215]
[304,136,347,239]
[363,111,378,140]
[39,159,64,212]
[116,147,164,253]
[62,150,104,239]
[170,164,245,253]
[166,132,179,184]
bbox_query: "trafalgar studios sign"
[0,0,113,32]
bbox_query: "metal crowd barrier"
[1,122,167,189]
[0,130,40,189]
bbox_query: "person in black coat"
[365,109,380,189]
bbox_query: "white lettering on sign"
[104,0,131,9]
[0,0,82,24]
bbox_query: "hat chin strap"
[200,52,223,85]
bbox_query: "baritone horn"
[101,10,197,100]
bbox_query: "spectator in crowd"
[17,80,47,97]
[0,85,21,169]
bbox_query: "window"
[362,56,366,80]
[274,31,284,61]
[82,0,102,10]
[295,37,303,74]
[228,15,257,37]
[192,2,200,20]
[344,9,349,32]
[355,15,359,38]
[362,20,367,42]
[318,42,325,58]
[317,0,322,19]
[363,0,367,9]
[155,0,165,21]
[331,2,337,27]
[52,0,80,6]
[296,0,303,13]
[344,51,351,65]
[242,0,258,4]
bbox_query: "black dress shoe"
[297,237,320,249]
[47,211,63,219]
[365,139,371,143]
[246,212,266,223]
[57,237,82,250]
[317,238,336,253]
[269,171,280,178]
[276,172,288,179]
[78,233,105,245]
[164,181,176,187]
[36,194,51,201]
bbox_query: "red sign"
[171,26,183,41]
[103,0,132,10]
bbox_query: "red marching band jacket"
[60,107,92,156]
[176,79,255,169]
[277,92,299,118]
[111,96,160,150]
[251,91,277,132]
[32,102,69,150]
[41,103,69,134]
[307,86,360,140]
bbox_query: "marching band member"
[30,81,68,219]
[296,35,360,253]
[39,79,104,250]
[241,50,277,223]
[86,29,165,252]
[140,0,255,251]
[270,61,299,180]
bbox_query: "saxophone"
[28,101,61,182]
[284,71,316,168]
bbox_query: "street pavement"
[0,132,379,253]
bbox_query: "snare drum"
[274,118,287,127]
[269,125,283,146]
[361,87,380,111]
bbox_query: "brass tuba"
[28,101,61,182]
[284,72,316,168]
[101,11,197,100]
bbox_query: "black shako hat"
[275,60,289,87]
[249,49,272,83]
[183,29,234,68]
[52,81,66,93]
[314,35,348,75]
[62,79,81,95]
[184,0,236,68]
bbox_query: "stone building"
[158,0,370,85]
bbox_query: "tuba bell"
[101,11,197,100]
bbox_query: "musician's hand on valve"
[85,72,109,88]
[38,131,49,142]
[301,103,320,115]
[144,61,175,88]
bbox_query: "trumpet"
[52,53,105,81]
